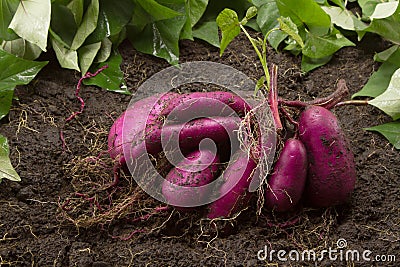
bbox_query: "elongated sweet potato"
[108,94,161,163]
[207,149,257,219]
[265,138,307,212]
[162,150,220,207]
[108,92,247,164]
[156,116,241,155]
[169,91,252,120]
[299,106,356,207]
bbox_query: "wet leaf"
[366,121,400,149]
[9,0,51,51]
[71,0,99,50]
[84,51,129,94]
[51,37,80,71]
[0,49,47,119]
[257,1,287,50]
[369,68,400,120]
[79,42,101,75]
[193,20,220,47]
[276,0,331,36]
[0,0,19,41]
[0,134,20,183]
[216,8,240,56]
[302,29,354,59]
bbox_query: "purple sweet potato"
[156,116,241,155]
[108,94,161,163]
[108,92,247,164]
[162,149,220,207]
[265,138,307,212]
[169,91,252,120]
[299,106,356,207]
[207,149,257,219]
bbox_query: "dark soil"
[0,33,399,267]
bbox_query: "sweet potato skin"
[162,150,220,208]
[207,149,257,219]
[108,94,161,163]
[299,106,356,207]
[265,138,307,212]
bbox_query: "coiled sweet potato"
[162,149,220,208]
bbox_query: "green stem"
[239,24,270,90]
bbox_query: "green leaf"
[78,42,101,75]
[369,68,400,120]
[67,0,84,25]
[366,121,400,149]
[51,3,78,48]
[374,45,399,62]
[0,49,47,119]
[301,55,332,72]
[83,51,129,94]
[0,87,13,120]
[1,38,42,60]
[130,18,186,65]
[257,1,287,50]
[0,0,19,41]
[302,29,355,59]
[370,1,399,20]
[358,0,380,18]
[329,0,345,9]
[9,0,51,51]
[128,0,186,65]
[51,37,79,71]
[255,76,266,94]
[180,4,194,40]
[353,62,399,98]
[135,0,182,23]
[187,0,209,26]
[367,3,400,44]
[278,17,304,48]
[71,0,99,50]
[95,37,112,63]
[276,0,331,36]
[193,20,220,47]
[0,134,20,183]
[321,6,368,32]
[354,46,400,98]
[241,6,258,25]
[216,8,241,56]
[86,0,134,44]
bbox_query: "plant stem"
[279,79,350,110]
[239,24,270,89]
[334,100,369,107]
[268,64,282,131]
[279,106,299,128]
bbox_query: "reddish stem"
[65,65,108,122]
[279,106,299,138]
[279,106,298,128]
[268,64,283,131]
[279,79,350,110]
[59,198,73,211]
[60,130,67,151]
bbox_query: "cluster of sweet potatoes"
[108,82,356,218]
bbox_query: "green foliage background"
[0,0,399,182]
